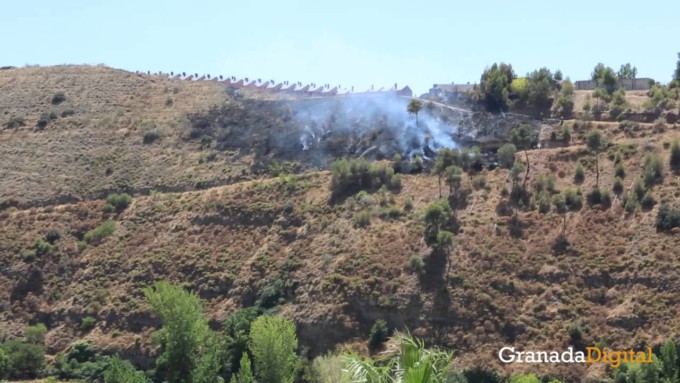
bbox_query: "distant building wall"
[574,78,653,91]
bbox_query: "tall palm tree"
[344,333,453,383]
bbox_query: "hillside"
[1,66,680,381]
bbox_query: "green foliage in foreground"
[104,356,149,383]
[344,333,454,383]
[250,315,298,383]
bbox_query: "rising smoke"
[287,94,459,162]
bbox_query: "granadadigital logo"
[498,346,653,368]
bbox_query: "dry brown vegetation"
[1,66,680,380]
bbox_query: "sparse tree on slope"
[510,124,532,189]
[407,99,423,125]
[586,131,604,188]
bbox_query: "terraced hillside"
[1,65,680,381]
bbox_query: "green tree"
[422,199,452,246]
[510,374,541,383]
[592,63,618,93]
[551,79,575,118]
[407,99,423,125]
[552,193,569,234]
[554,69,563,81]
[223,307,261,375]
[249,315,298,383]
[617,63,638,79]
[144,281,210,383]
[673,52,680,86]
[192,338,225,383]
[435,230,455,274]
[104,356,149,383]
[478,63,515,112]
[432,148,460,198]
[574,162,585,184]
[660,340,679,383]
[497,143,517,169]
[0,341,45,380]
[311,354,352,383]
[344,333,453,383]
[445,165,463,211]
[229,353,254,383]
[511,124,532,189]
[0,348,9,380]
[527,67,555,110]
[586,131,604,188]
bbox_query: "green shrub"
[104,356,149,383]
[587,189,611,209]
[37,113,50,129]
[102,203,114,213]
[497,143,517,169]
[353,211,371,228]
[330,158,400,199]
[5,116,26,129]
[403,197,414,212]
[567,322,582,343]
[641,191,656,210]
[84,220,115,244]
[537,191,551,214]
[643,153,664,186]
[615,162,625,179]
[35,239,50,257]
[385,205,403,219]
[0,348,8,380]
[25,324,47,344]
[656,204,680,232]
[45,229,61,244]
[368,319,389,350]
[409,256,425,274]
[143,131,161,144]
[80,316,97,330]
[61,109,76,117]
[21,249,36,262]
[671,139,680,173]
[633,177,646,200]
[613,177,624,195]
[574,162,585,184]
[51,91,66,105]
[563,188,583,211]
[624,192,640,214]
[55,341,109,381]
[106,193,132,212]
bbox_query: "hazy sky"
[3,0,679,94]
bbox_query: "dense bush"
[104,356,149,383]
[51,91,66,105]
[80,316,97,330]
[84,221,115,244]
[656,204,680,232]
[61,109,76,117]
[574,162,585,184]
[409,255,425,274]
[643,153,664,186]
[36,113,50,129]
[106,193,132,212]
[55,341,110,381]
[368,319,390,351]
[5,116,25,129]
[143,131,161,144]
[670,139,680,173]
[330,158,400,199]
[353,211,371,228]
[587,189,612,209]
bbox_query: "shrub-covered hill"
[2,136,680,380]
[1,65,680,381]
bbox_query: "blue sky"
[2,0,679,94]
